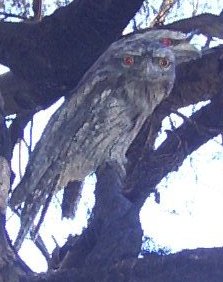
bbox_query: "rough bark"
[0,1,223,282]
[0,83,31,282]
[0,0,144,115]
[166,12,223,38]
[58,163,142,272]
[0,90,15,282]
[0,11,221,155]
[125,91,223,200]
[17,163,223,282]
[19,247,223,282]
[126,44,223,186]
[0,10,222,117]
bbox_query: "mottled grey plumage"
[9,30,199,247]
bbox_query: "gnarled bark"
[0,0,144,115]
[0,1,223,282]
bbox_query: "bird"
[9,29,200,247]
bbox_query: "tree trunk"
[0,1,223,281]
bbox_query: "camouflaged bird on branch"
[9,29,200,249]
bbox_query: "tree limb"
[20,247,223,282]
[0,10,223,117]
[0,0,144,115]
[125,92,223,201]
[166,12,223,39]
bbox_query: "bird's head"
[106,29,200,80]
[95,29,200,114]
[85,30,200,114]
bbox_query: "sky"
[2,0,223,273]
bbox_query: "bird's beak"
[171,41,201,65]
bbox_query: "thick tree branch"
[47,162,142,272]
[21,247,223,282]
[0,85,30,281]
[125,92,223,200]
[166,12,223,39]
[169,45,223,108]
[0,0,144,115]
[0,72,39,115]
[0,10,223,117]
[1,2,223,281]
[127,45,223,179]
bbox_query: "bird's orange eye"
[160,38,173,47]
[159,57,170,68]
[123,55,134,66]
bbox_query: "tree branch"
[166,12,223,39]
[125,92,223,200]
[0,0,144,115]
[20,247,223,282]
[0,9,223,117]
[126,45,223,182]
